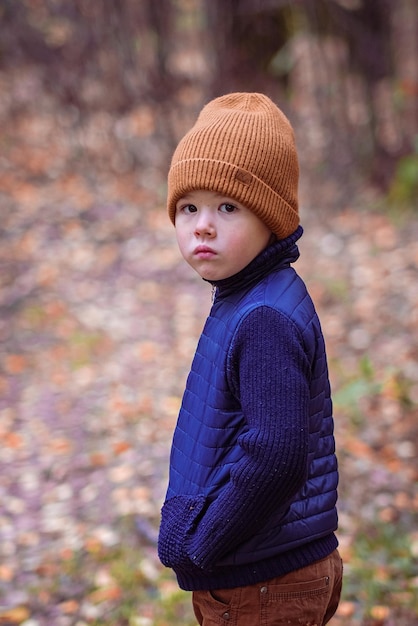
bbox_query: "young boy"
[158,92,342,626]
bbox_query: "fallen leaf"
[0,607,30,624]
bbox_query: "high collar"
[206,225,303,300]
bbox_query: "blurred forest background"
[0,1,417,625]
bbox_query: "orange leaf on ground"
[0,606,30,623]
[113,440,131,455]
[4,354,27,375]
[343,437,375,461]
[3,432,24,449]
[59,600,80,614]
[0,565,14,582]
[335,601,356,617]
[49,437,73,455]
[85,537,104,554]
[88,585,122,604]
[90,452,108,467]
[370,605,390,620]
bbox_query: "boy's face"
[174,190,273,281]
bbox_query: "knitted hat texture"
[167,92,299,239]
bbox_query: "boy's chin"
[200,270,233,282]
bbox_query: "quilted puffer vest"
[160,232,339,590]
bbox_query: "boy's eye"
[181,204,198,214]
[219,203,237,213]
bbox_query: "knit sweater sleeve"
[186,305,311,570]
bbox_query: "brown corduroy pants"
[192,549,343,626]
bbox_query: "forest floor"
[1,64,418,626]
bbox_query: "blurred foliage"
[204,0,417,196]
[0,0,175,111]
[1,2,418,625]
[333,356,382,426]
[389,153,418,206]
[10,512,417,625]
[343,519,418,624]
[9,515,196,625]
[4,510,416,625]
[1,0,417,197]
[331,353,418,625]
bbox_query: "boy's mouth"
[194,245,217,259]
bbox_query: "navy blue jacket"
[158,227,338,590]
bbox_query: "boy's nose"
[194,211,215,237]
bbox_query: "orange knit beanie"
[167,92,299,240]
